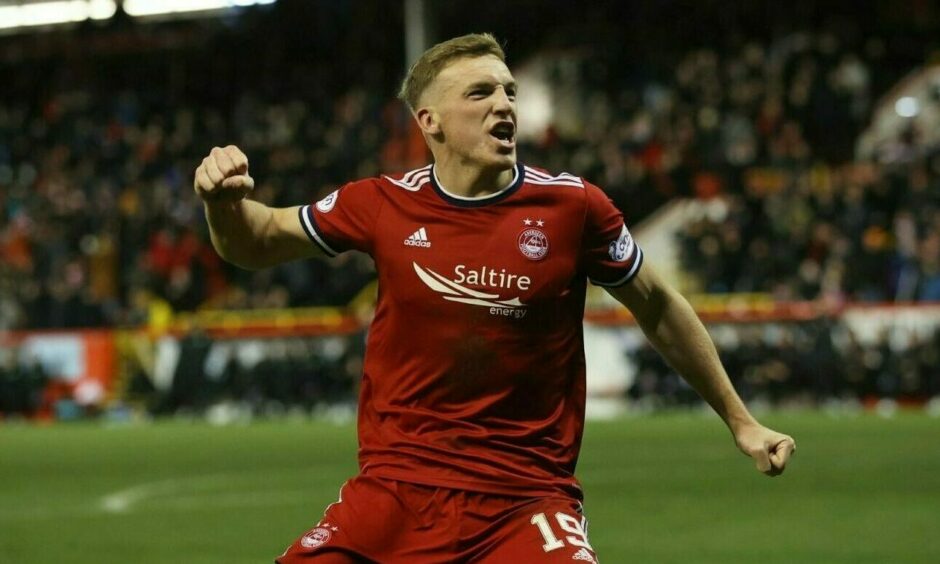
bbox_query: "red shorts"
[276,475,598,563]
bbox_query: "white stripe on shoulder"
[524,166,584,188]
[526,169,582,184]
[383,169,431,191]
[525,166,578,180]
[527,178,586,189]
[402,164,432,183]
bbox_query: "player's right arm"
[194,145,323,269]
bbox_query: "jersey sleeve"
[581,182,644,287]
[298,179,381,256]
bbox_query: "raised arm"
[194,145,322,270]
[606,263,796,476]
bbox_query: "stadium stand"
[0,0,938,418]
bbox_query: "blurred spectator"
[0,349,49,418]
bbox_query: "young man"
[195,33,795,564]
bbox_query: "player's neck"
[433,160,516,199]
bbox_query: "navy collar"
[429,163,525,208]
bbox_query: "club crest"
[518,228,549,261]
[300,527,332,548]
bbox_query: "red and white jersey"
[299,163,643,500]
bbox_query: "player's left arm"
[605,263,796,476]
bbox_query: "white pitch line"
[140,489,312,512]
[99,472,242,513]
[97,470,341,514]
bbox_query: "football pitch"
[1,412,938,563]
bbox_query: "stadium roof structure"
[858,65,940,163]
[0,0,276,33]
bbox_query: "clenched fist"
[194,145,255,203]
[734,422,796,477]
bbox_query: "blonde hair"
[398,33,506,111]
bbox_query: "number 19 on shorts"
[530,512,593,552]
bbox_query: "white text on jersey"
[413,262,528,319]
[454,265,531,291]
[404,227,432,248]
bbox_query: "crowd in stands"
[1,8,938,332]
[664,36,940,301]
[678,157,940,301]
[522,24,939,302]
[0,3,396,330]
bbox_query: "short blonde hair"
[398,33,506,111]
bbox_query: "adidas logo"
[572,548,596,562]
[404,227,432,248]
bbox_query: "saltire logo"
[413,262,525,309]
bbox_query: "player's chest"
[373,202,581,312]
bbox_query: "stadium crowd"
[665,35,940,301]
[1,12,938,331]
[0,4,395,331]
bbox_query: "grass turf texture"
[1,412,938,563]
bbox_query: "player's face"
[424,55,517,170]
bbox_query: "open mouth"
[489,122,516,147]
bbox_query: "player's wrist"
[202,193,247,211]
[725,410,759,437]
[201,187,247,204]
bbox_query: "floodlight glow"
[88,0,116,19]
[123,0,276,17]
[894,96,919,118]
[0,0,115,30]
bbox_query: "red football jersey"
[299,163,643,500]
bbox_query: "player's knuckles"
[204,160,225,183]
[234,156,249,173]
[223,177,244,189]
[224,144,247,161]
[202,156,218,173]
[212,151,236,176]
[194,167,213,191]
[231,154,249,174]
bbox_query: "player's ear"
[415,107,441,136]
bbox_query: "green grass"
[1,412,938,563]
